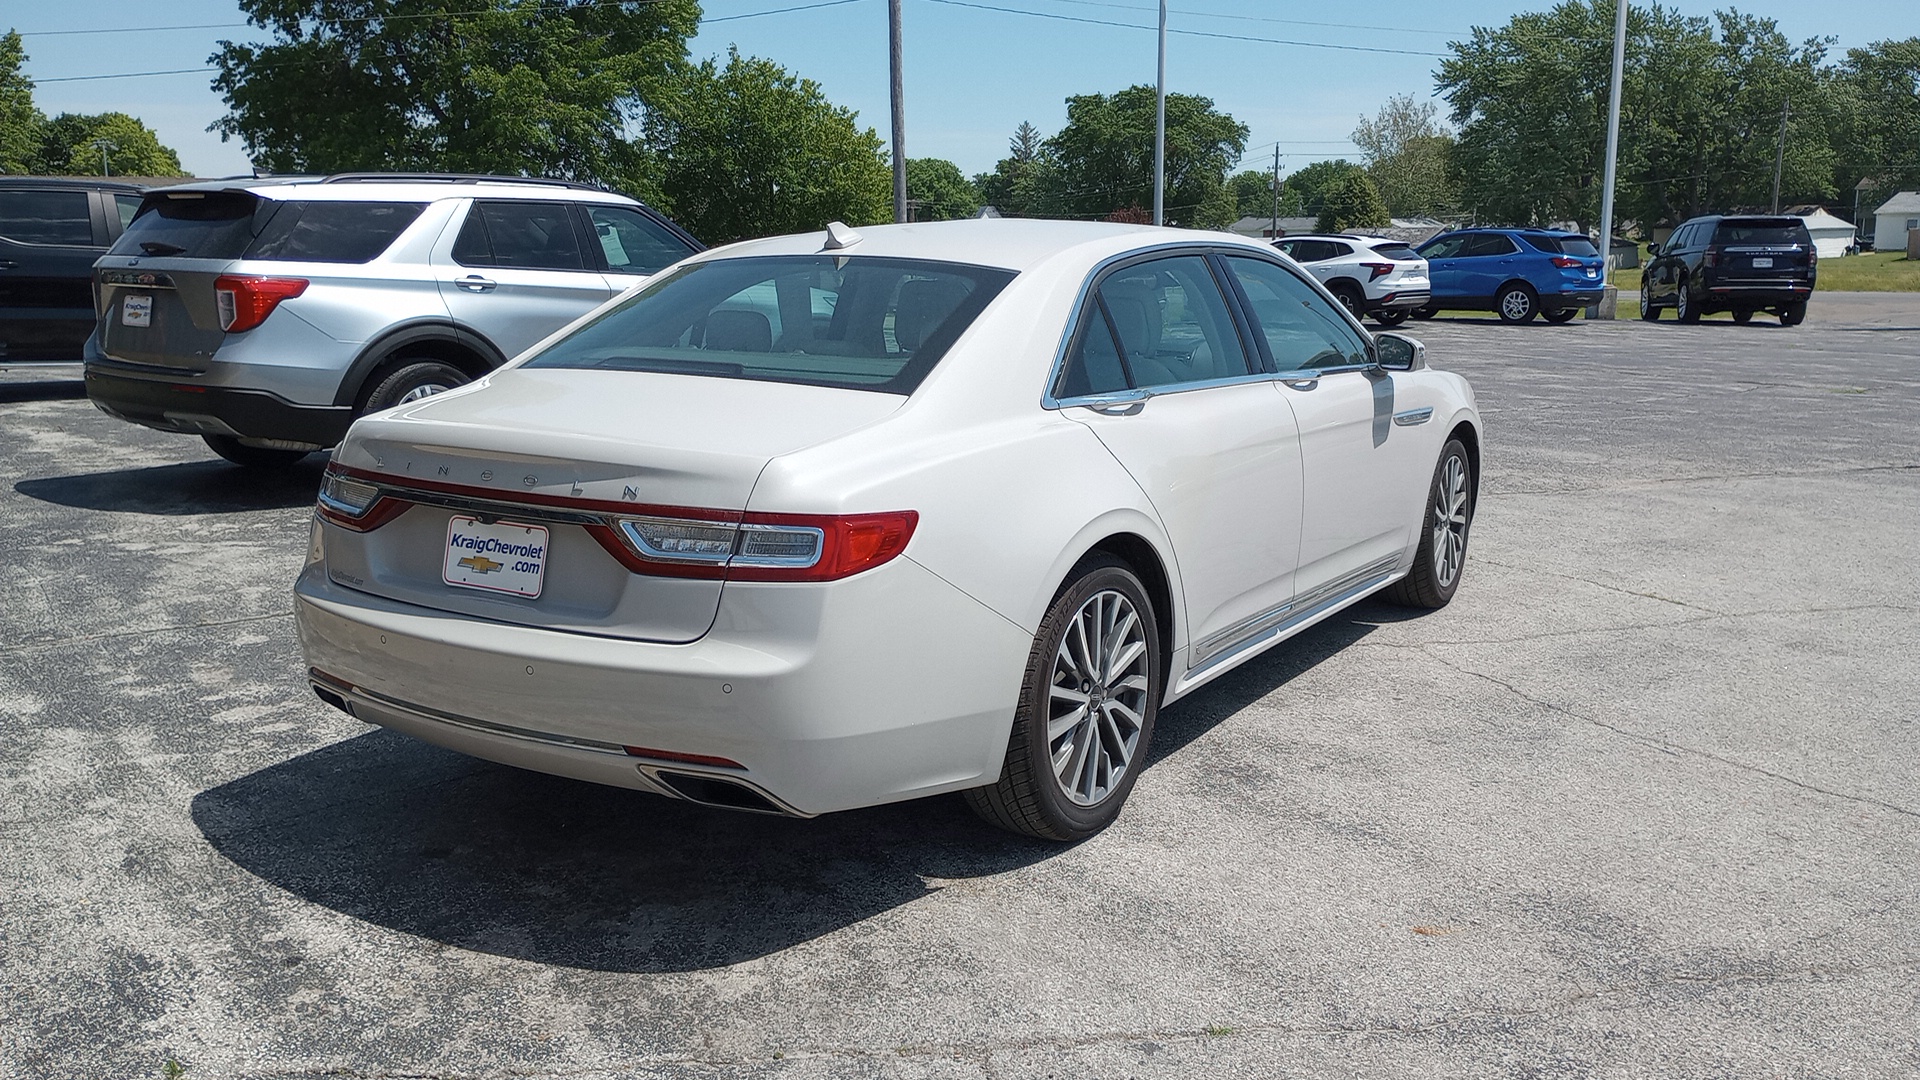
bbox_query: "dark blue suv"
[1412,229,1606,324]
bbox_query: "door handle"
[1282,378,1319,391]
[455,275,496,292]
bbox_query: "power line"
[1024,0,1459,37]
[921,0,1449,56]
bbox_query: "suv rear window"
[111,191,270,259]
[245,201,426,263]
[1713,218,1810,246]
[522,255,1015,394]
[1369,242,1421,261]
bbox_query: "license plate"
[121,295,152,327]
[444,516,548,598]
[1753,257,1773,268]
[1585,268,1598,277]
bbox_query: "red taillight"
[1703,248,1719,268]
[1550,256,1582,268]
[1808,247,1817,267]
[623,745,746,769]
[214,275,308,332]
[1360,262,1394,281]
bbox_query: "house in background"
[1869,191,1920,251]
[1791,207,1858,258]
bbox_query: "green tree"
[1280,159,1365,217]
[1315,171,1390,233]
[906,158,980,220]
[1830,38,1920,215]
[975,120,1051,216]
[43,112,184,176]
[0,31,44,174]
[210,0,698,180]
[1351,94,1455,217]
[1039,86,1248,228]
[1225,169,1302,220]
[643,49,890,244]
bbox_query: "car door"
[433,199,617,361]
[1049,251,1304,664]
[1454,232,1519,301]
[0,186,107,361]
[1219,254,1427,607]
[1417,233,1469,300]
[1648,223,1689,301]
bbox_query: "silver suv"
[85,173,702,466]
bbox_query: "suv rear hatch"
[321,368,904,643]
[1709,217,1814,282]
[94,189,269,371]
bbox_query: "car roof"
[141,174,640,205]
[1278,233,1399,244]
[694,218,1282,273]
[0,176,146,192]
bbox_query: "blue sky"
[12,0,1912,182]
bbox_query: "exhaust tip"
[311,683,354,717]
[651,771,787,815]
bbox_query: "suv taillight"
[214,275,308,332]
[1549,256,1583,268]
[1808,246,1817,267]
[1360,262,1394,281]
[1703,247,1719,268]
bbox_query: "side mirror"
[1374,332,1426,372]
[1647,242,1663,256]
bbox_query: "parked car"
[85,173,702,466]
[1271,233,1430,326]
[1639,215,1815,325]
[0,177,145,362]
[1412,228,1605,323]
[296,219,1482,841]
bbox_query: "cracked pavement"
[3,294,1918,1079]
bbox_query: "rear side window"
[588,205,695,275]
[113,194,142,231]
[244,201,426,263]
[0,189,93,246]
[522,255,1014,394]
[1461,233,1517,257]
[1369,242,1421,261]
[1521,234,1600,257]
[1090,256,1250,389]
[110,191,268,259]
[453,201,587,271]
[1713,218,1810,246]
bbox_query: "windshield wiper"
[138,242,187,256]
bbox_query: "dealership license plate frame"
[443,515,549,598]
[121,295,152,327]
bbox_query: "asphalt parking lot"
[4,293,1916,1080]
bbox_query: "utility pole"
[889,0,907,223]
[92,138,117,177]
[1770,95,1791,214]
[1153,0,1166,225]
[1270,144,1281,239]
[1594,0,1627,318]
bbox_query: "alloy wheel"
[1431,454,1470,589]
[398,382,455,404]
[1047,589,1151,807]
[1499,289,1534,321]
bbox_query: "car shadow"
[191,598,1415,973]
[13,457,329,515]
[0,378,85,403]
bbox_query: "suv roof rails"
[319,172,606,192]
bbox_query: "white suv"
[86,173,702,466]
[1273,234,1430,326]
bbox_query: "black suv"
[0,177,147,361]
[1640,215,1815,325]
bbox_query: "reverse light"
[1550,256,1583,268]
[1360,261,1394,281]
[603,510,917,582]
[316,466,407,531]
[1703,248,1720,268]
[214,275,308,332]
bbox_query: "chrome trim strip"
[1051,370,1280,410]
[319,678,631,757]
[366,483,607,527]
[1393,407,1434,426]
[1189,553,1401,669]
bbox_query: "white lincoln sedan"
[296,219,1480,840]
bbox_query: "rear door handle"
[455,275,496,292]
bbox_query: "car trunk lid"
[324,367,904,642]
[94,189,271,371]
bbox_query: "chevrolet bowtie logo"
[458,554,504,574]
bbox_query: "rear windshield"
[521,255,1015,394]
[245,201,426,263]
[110,191,268,259]
[1713,218,1810,246]
[1521,234,1600,257]
[112,193,426,263]
[1369,242,1421,261]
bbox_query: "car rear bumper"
[1544,289,1604,309]
[1368,290,1431,311]
[294,551,1030,817]
[85,364,352,448]
[1704,282,1812,306]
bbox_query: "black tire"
[1675,280,1701,323]
[1638,285,1659,321]
[1543,307,1578,324]
[1495,283,1538,324]
[1371,308,1410,327]
[964,554,1162,841]
[1780,301,1806,326]
[362,360,471,414]
[1385,439,1473,610]
[1328,283,1365,321]
[1731,309,1754,324]
[202,434,310,468]
[1409,306,1436,321]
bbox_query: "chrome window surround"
[1041,243,1379,411]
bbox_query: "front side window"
[1221,256,1369,373]
[245,201,426,263]
[522,255,1013,394]
[589,205,695,275]
[453,201,586,271]
[0,190,92,246]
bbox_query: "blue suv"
[1412,229,1606,324]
